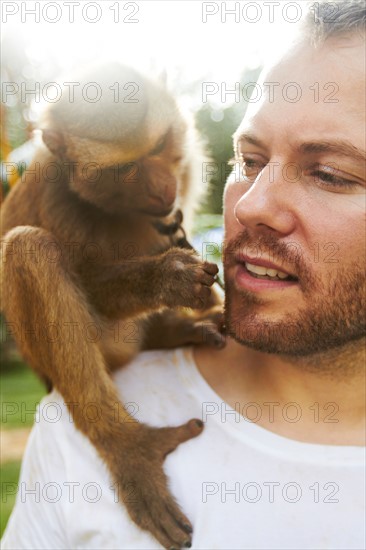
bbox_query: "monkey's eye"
[115,163,135,174]
[149,133,168,156]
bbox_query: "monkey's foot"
[189,305,226,349]
[114,420,204,549]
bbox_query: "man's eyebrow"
[235,133,366,163]
[235,132,265,149]
[299,141,366,163]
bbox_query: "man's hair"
[305,0,366,44]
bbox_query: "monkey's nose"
[149,184,176,209]
[147,191,176,216]
[148,194,166,208]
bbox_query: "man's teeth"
[245,261,290,280]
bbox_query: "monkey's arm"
[79,247,218,319]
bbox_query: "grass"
[0,460,21,537]
[0,359,46,536]
[1,361,47,429]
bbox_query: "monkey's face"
[40,64,190,218]
[66,127,187,217]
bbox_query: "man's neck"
[193,337,366,446]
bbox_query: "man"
[2,1,365,548]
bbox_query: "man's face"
[223,35,366,356]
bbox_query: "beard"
[224,232,366,357]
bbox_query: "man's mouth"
[244,261,298,282]
[232,254,299,292]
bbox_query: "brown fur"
[0,64,223,548]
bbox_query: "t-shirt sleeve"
[1,393,70,550]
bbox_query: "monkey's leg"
[1,226,202,549]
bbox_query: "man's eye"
[311,169,359,190]
[241,157,264,181]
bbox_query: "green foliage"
[196,103,243,214]
[1,106,28,159]
[1,363,46,429]
[0,350,46,535]
[192,213,223,234]
[196,68,262,215]
[0,461,21,537]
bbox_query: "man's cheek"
[224,185,243,229]
[224,215,240,247]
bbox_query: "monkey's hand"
[112,419,204,549]
[152,211,225,291]
[159,248,218,310]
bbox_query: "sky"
[2,0,302,103]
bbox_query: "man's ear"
[42,129,66,157]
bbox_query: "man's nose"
[234,162,298,236]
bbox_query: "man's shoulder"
[113,347,189,390]
[112,347,200,427]
[40,347,199,432]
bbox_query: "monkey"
[0,63,224,549]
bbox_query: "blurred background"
[0,0,300,534]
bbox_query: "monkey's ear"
[42,129,66,157]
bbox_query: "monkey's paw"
[115,420,204,549]
[160,248,219,310]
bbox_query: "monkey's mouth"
[139,195,175,217]
[138,205,174,217]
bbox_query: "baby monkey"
[0,63,224,549]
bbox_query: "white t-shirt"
[2,348,365,550]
